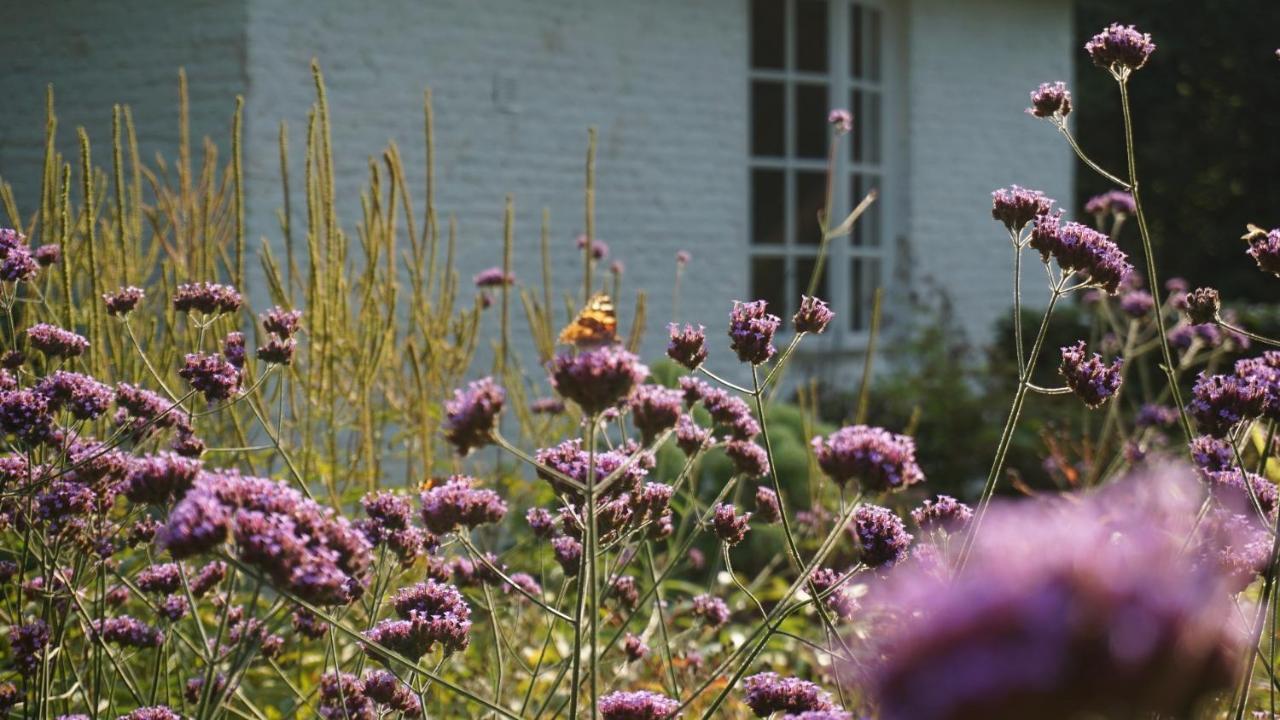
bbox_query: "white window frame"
[748,0,900,350]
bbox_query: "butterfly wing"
[557,293,619,347]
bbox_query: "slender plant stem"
[1056,122,1131,190]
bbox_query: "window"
[749,0,888,337]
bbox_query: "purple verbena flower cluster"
[1029,215,1133,294]
[443,376,505,455]
[811,425,924,492]
[548,345,648,415]
[728,300,781,365]
[1059,340,1123,408]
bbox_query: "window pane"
[795,256,829,303]
[850,4,863,79]
[851,173,880,247]
[868,8,882,82]
[752,169,785,246]
[850,88,863,163]
[752,256,787,318]
[850,174,864,246]
[867,92,881,164]
[751,0,785,70]
[850,258,865,331]
[795,0,828,73]
[795,83,828,159]
[752,81,785,157]
[795,171,826,246]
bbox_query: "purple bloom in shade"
[612,575,640,608]
[1083,190,1136,218]
[990,186,1054,233]
[443,377,505,455]
[219,332,246,368]
[1184,287,1221,324]
[506,572,543,600]
[666,323,708,370]
[0,368,13,392]
[1135,403,1179,429]
[1190,435,1235,473]
[809,568,859,619]
[743,672,836,716]
[552,536,583,577]
[794,295,834,334]
[691,593,731,627]
[318,672,375,720]
[1059,340,1123,409]
[104,286,145,316]
[255,335,296,365]
[701,387,760,440]
[1188,371,1266,438]
[1118,290,1154,318]
[1166,276,1189,294]
[811,425,924,491]
[189,560,226,597]
[361,491,414,536]
[526,507,558,538]
[26,323,89,359]
[171,429,205,458]
[292,608,328,639]
[366,580,472,659]
[178,352,241,402]
[676,250,692,265]
[1167,321,1224,351]
[93,616,164,648]
[137,563,183,594]
[0,389,54,445]
[628,384,683,443]
[867,467,1245,720]
[827,108,853,135]
[725,439,770,478]
[387,527,432,567]
[261,306,303,337]
[910,495,973,533]
[159,594,189,621]
[118,707,182,720]
[755,486,781,523]
[549,345,648,415]
[1245,227,1280,277]
[1029,214,1134,294]
[172,281,243,315]
[184,674,228,703]
[0,247,38,282]
[1238,352,1280,422]
[473,266,515,287]
[849,505,912,568]
[576,234,609,260]
[728,300,781,365]
[362,670,422,716]
[1198,507,1272,593]
[679,375,710,406]
[35,371,114,420]
[598,690,680,720]
[623,632,649,661]
[1205,467,1278,533]
[675,414,712,455]
[1027,81,1072,119]
[712,503,752,546]
[534,438,649,497]
[9,620,49,675]
[1085,23,1157,74]
[115,382,187,433]
[419,475,507,535]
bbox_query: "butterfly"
[557,292,618,347]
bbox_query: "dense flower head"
[0,247,38,282]
[26,323,89,359]
[628,384,683,443]
[867,468,1245,720]
[1245,227,1280,277]
[260,306,302,337]
[754,486,782,523]
[691,593,731,627]
[1205,467,1277,525]
[172,282,242,315]
[0,388,54,445]
[9,620,49,675]
[1197,507,1271,593]
[1029,215,1133,294]
[552,536,583,577]
[222,332,246,368]
[1085,23,1156,73]
[1135,403,1179,429]
[361,670,421,716]
[1083,190,1136,218]
[675,414,712,455]
[623,632,649,661]
[676,250,691,265]
[118,707,182,720]
[318,672,374,720]
[809,567,859,619]
[991,186,1054,233]
[115,382,187,433]
[849,505,912,568]
[576,234,609,259]
[549,345,648,415]
[360,491,414,536]
[1027,81,1072,119]
[473,266,515,287]
[827,108,854,135]
[1118,289,1154,318]
[811,425,924,491]
[366,580,472,659]
[725,439,770,478]
[1167,321,1226,352]
[1188,371,1265,437]
[611,575,640,609]
[178,353,241,402]
[292,608,328,639]
[35,370,114,420]
[159,594,189,621]
[525,507,558,538]
[92,616,164,647]
[666,322,708,370]
[711,503,752,546]
[794,295,834,334]
[255,336,296,365]
[598,690,680,720]
[419,475,507,534]
[728,300,781,365]
[443,377,505,455]
[137,563,183,594]
[160,470,372,605]
[189,560,226,597]
[534,438,648,497]
[910,495,973,533]
[743,672,836,716]
[1184,287,1221,324]
[104,286,145,315]
[1059,340,1124,409]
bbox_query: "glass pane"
[752,81,785,157]
[850,4,863,79]
[751,256,787,317]
[850,258,864,331]
[752,169,786,246]
[851,174,881,247]
[868,8,882,82]
[795,0,828,73]
[850,88,863,163]
[795,171,826,246]
[867,92,881,164]
[795,256,829,303]
[795,83,828,159]
[850,174,864,246]
[751,0,785,70]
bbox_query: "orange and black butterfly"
[557,292,618,347]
